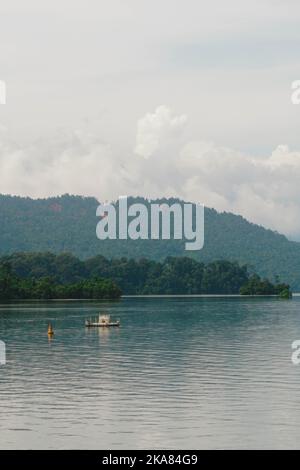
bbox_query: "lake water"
[0,296,300,449]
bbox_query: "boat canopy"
[99,314,110,323]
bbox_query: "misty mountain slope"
[0,193,299,289]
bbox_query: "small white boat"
[85,314,120,327]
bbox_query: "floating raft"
[85,314,120,327]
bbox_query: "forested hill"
[0,193,300,290]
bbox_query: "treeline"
[240,274,291,298]
[0,195,300,291]
[1,194,300,291]
[0,262,121,300]
[0,252,292,298]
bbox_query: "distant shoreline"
[123,294,296,298]
[0,294,297,303]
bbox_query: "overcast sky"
[1,0,300,239]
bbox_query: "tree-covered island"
[0,253,292,300]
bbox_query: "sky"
[1,0,300,238]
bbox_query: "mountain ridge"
[0,193,299,289]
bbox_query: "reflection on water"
[0,296,300,449]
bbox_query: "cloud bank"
[0,105,299,239]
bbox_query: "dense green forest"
[0,253,291,298]
[0,194,299,289]
[240,274,291,298]
[0,262,121,300]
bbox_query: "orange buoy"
[48,323,54,337]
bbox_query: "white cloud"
[1,0,300,159]
[1,106,300,240]
[176,141,300,237]
[0,125,133,200]
[135,105,187,159]
[133,106,300,239]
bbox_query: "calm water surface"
[0,296,300,449]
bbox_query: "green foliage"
[279,288,292,299]
[0,262,121,300]
[0,253,291,298]
[239,274,292,297]
[0,194,299,289]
